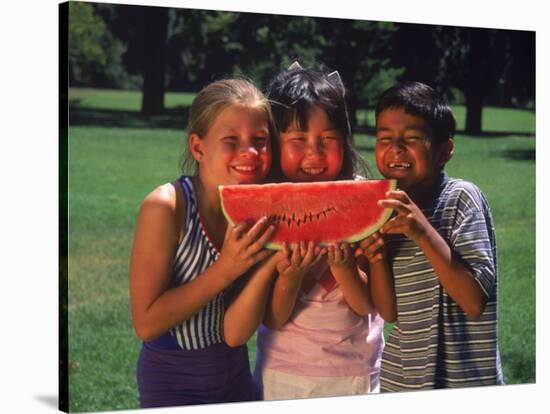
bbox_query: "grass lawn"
[67,88,535,412]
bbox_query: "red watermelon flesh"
[219,179,396,250]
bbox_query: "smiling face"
[190,103,271,187]
[375,108,453,199]
[279,106,344,182]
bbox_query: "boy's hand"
[354,232,386,263]
[327,243,355,269]
[276,241,325,281]
[378,190,432,243]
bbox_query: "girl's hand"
[378,190,432,243]
[217,216,276,281]
[276,241,324,282]
[355,232,386,263]
[327,243,355,269]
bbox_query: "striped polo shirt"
[146,176,224,350]
[380,172,504,391]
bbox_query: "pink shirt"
[256,261,384,381]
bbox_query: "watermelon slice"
[219,179,396,250]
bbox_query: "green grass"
[69,87,195,111]
[67,88,535,412]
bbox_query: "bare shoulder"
[137,181,187,242]
[142,181,187,210]
[142,182,175,208]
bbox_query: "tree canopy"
[68,3,535,133]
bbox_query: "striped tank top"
[146,176,225,350]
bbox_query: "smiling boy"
[358,82,504,391]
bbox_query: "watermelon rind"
[219,185,237,227]
[219,180,396,251]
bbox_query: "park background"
[61,0,536,412]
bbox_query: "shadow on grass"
[69,106,189,130]
[502,351,536,385]
[500,149,536,161]
[460,131,535,138]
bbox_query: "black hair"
[375,82,456,145]
[266,65,369,180]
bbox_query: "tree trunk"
[464,92,483,135]
[463,29,492,135]
[140,7,168,115]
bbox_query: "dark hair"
[375,82,456,145]
[266,65,369,180]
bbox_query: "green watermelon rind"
[219,179,397,251]
[219,185,237,227]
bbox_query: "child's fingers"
[328,244,339,262]
[253,248,276,265]
[311,248,325,266]
[365,234,384,251]
[326,244,333,262]
[245,224,276,253]
[243,216,270,243]
[271,249,285,264]
[227,220,250,240]
[380,219,407,235]
[378,199,409,214]
[385,190,412,204]
[359,232,379,248]
[314,244,321,256]
[340,243,350,261]
[299,241,307,258]
[369,252,383,263]
[290,242,302,266]
[380,215,405,232]
[262,249,278,264]
[301,241,316,266]
[282,242,290,259]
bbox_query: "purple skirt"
[137,341,259,408]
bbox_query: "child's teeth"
[304,168,324,175]
[234,165,255,171]
[389,162,411,168]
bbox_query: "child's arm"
[356,233,397,322]
[130,185,275,341]
[223,250,285,346]
[379,190,487,319]
[327,243,373,316]
[263,242,322,329]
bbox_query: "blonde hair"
[180,78,277,174]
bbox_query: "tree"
[68,2,110,85]
[391,23,535,134]
[315,18,401,128]
[139,6,169,115]
[95,4,168,114]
